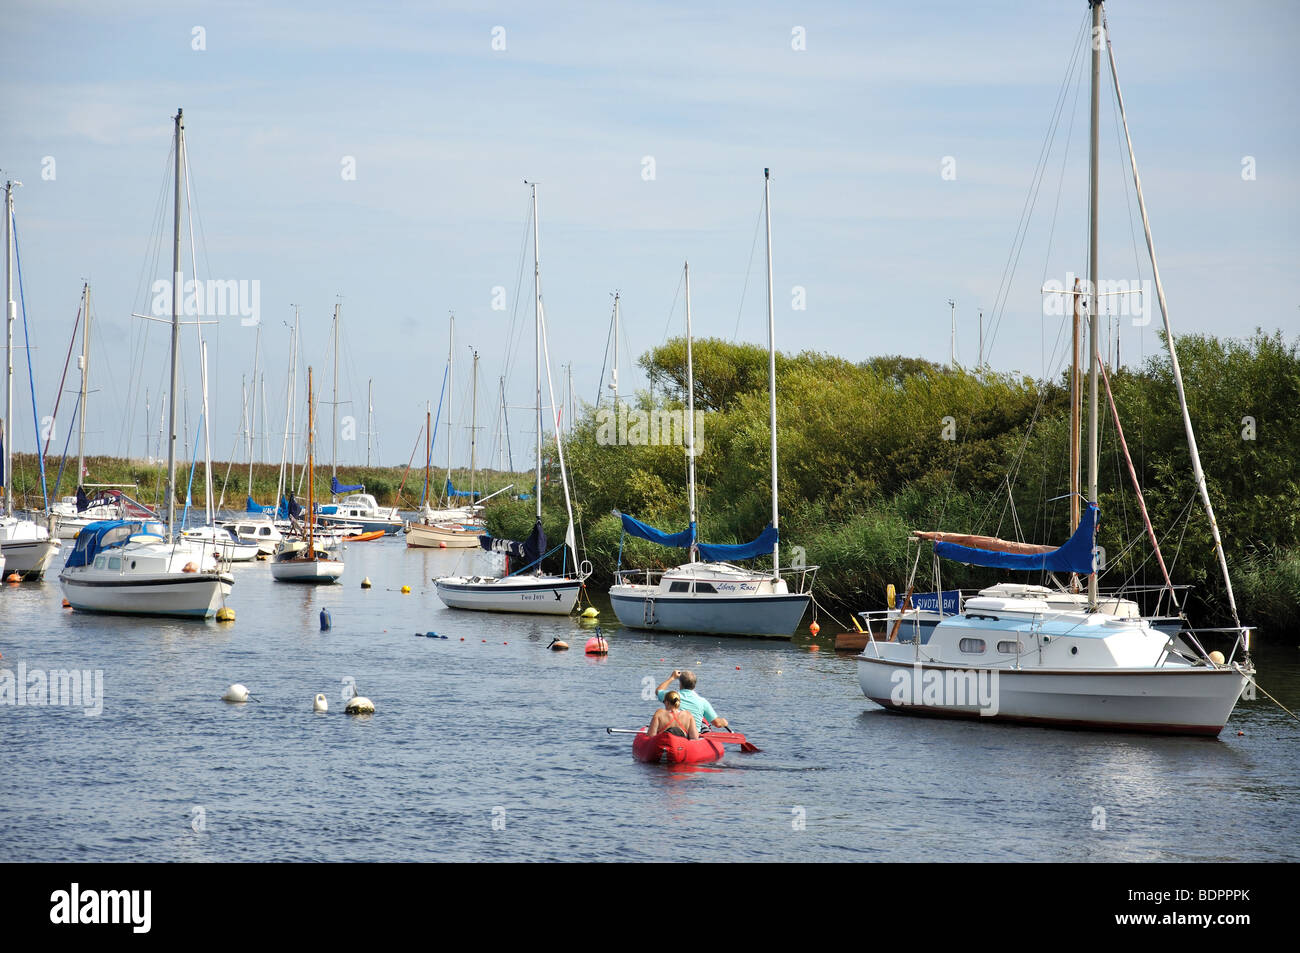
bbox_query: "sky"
[2,0,1297,478]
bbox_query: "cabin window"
[695,583,717,593]
[94,557,105,569]
[668,581,718,594]
[108,557,121,570]
[959,638,986,654]
[997,640,1023,654]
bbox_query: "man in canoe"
[655,670,730,732]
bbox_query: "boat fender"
[1208,650,1225,666]
[887,583,896,607]
[182,562,198,573]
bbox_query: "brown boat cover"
[911,530,1054,556]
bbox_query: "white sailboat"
[610,171,816,638]
[272,366,344,583]
[408,319,488,548]
[59,109,233,617]
[434,181,588,614]
[0,178,61,578]
[857,2,1254,736]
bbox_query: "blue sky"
[2,0,1297,476]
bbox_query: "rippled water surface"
[2,535,1297,862]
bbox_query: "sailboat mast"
[331,301,339,490]
[470,348,479,499]
[685,262,698,562]
[3,179,13,518]
[531,182,542,524]
[1102,5,1242,629]
[200,341,214,526]
[165,108,183,538]
[78,281,90,487]
[425,401,431,506]
[763,168,780,576]
[1087,0,1101,606]
[248,324,261,489]
[366,378,373,468]
[307,366,314,555]
[612,292,620,407]
[446,314,454,505]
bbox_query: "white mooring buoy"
[313,693,329,713]
[222,683,251,703]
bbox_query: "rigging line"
[42,294,82,460]
[1038,32,1090,289]
[121,138,176,456]
[594,298,615,409]
[11,216,50,508]
[984,11,1090,354]
[499,192,534,402]
[731,189,766,341]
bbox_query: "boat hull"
[435,576,581,615]
[0,537,61,579]
[632,731,726,764]
[316,514,402,535]
[856,654,1251,736]
[610,586,809,638]
[405,522,483,549]
[59,571,234,618]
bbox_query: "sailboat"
[856,2,1254,735]
[59,109,234,617]
[0,179,61,579]
[609,172,816,638]
[408,329,497,548]
[312,302,402,535]
[434,182,587,614]
[272,366,343,583]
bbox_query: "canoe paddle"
[605,727,760,753]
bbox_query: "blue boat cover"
[617,510,779,563]
[63,520,166,569]
[932,503,1098,575]
[331,476,364,494]
[697,525,779,563]
[617,511,695,549]
[247,494,302,519]
[446,478,480,500]
[479,519,546,564]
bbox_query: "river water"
[2,533,1297,862]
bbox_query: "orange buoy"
[439,542,447,549]
[584,635,608,656]
[550,639,569,651]
[809,621,821,636]
[182,562,198,573]
[6,572,21,584]
[62,598,72,608]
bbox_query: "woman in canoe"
[647,691,699,740]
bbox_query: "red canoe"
[632,731,728,764]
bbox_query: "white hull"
[60,570,234,618]
[610,584,809,638]
[270,557,344,584]
[857,654,1250,736]
[0,536,61,578]
[435,575,580,614]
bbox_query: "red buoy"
[585,635,608,655]
[809,621,821,636]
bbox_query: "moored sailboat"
[272,366,343,583]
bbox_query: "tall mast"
[78,281,90,488]
[248,324,261,494]
[366,378,373,467]
[1087,0,1101,606]
[3,178,15,518]
[948,298,956,370]
[331,300,339,490]
[763,168,780,576]
[1071,277,1083,538]
[200,341,214,526]
[425,400,431,508]
[470,348,479,499]
[531,181,542,523]
[611,292,620,407]
[684,262,698,562]
[1103,4,1242,629]
[307,366,314,555]
[165,109,183,537]
[446,314,454,505]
